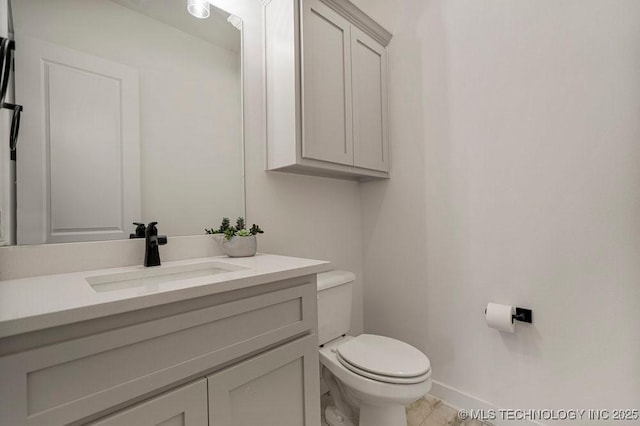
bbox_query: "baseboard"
[430,380,544,426]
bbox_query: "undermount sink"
[86,261,248,293]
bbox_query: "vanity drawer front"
[0,279,317,426]
[87,379,208,426]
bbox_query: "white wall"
[356,0,640,415]
[12,0,243,237]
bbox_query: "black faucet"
[129,222,146,239]
[144,222,168,267]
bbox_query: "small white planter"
[218,235,257,257]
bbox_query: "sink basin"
[86,261,247,292]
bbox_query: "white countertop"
[0,254,330,339]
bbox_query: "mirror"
[10,0,244,244]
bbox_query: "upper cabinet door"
[351,26,389,172]
[301,0,353,166]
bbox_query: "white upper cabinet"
[265,0,392,180]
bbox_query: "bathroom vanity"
[0,254,329,426]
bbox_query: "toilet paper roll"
[485,303,516,333]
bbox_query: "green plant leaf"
[207,217,264,238]
[249,224,264,235]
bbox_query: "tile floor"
[321,393,490,426]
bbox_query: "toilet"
[317,271,432,426]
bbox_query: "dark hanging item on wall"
[7,102,22,161]
[1,36,23,161]
[0,37,14,105]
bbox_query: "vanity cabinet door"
[207,335,321,426]
[301,0,353,166]
[351,26,389,172]
[88,379,208,426]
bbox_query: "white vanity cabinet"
[0,274,321,426]
[207,335,319,426]
[88,379,209,426]
[265,0,392,180]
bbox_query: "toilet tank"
[317,271,355,345]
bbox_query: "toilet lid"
[336,352,431,384]
[336,334,430,379]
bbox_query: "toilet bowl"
[317,272,432,426]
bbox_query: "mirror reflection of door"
[16,38,141,244]
[11,0,244,245]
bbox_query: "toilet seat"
[336,352,430,384]
[335,334,431,384]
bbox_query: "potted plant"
[206,217,264,257]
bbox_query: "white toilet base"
[325,401,408,426]
[358,403,407,426]
[325,405,356,426]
